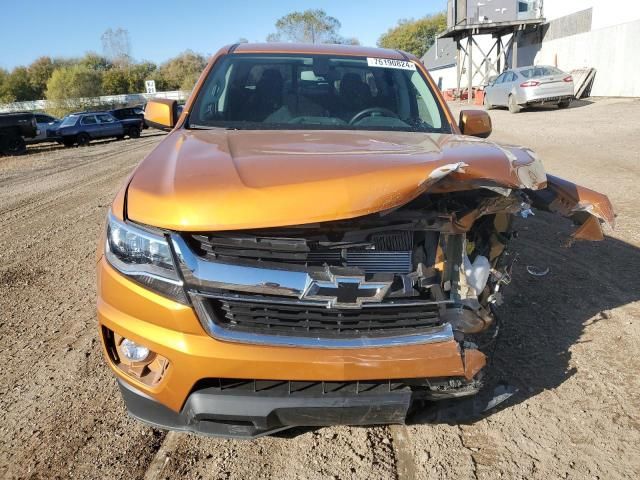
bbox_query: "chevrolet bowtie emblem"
[301,274,391,309]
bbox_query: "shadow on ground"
[410,211,639,425]
[270,212,638,437]
[488,98,594,115]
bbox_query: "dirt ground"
[1,98,639,480]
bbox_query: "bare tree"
[101,28,132,64]
[268,9,359,45]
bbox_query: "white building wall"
[543,0,640,29]
[429,66,459,91]
[433,0,640,96]
[530,18,640,96]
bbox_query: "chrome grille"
[204,294,443,338]
[189,231,414,273]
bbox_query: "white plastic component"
[463,255,491,294]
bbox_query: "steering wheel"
[348,107,399,125]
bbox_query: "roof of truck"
[228,42,417,60]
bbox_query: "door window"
[81,115,97,125]
[502,72,516,83]
[97,114,115,123]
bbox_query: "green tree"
[126,62,158,93]
[377,12,447,58]
[28,57,55,99]
[101,68,129,95]
[159,51,207,91]
[6,67,37,101]
[45,65,103,116]
[0,68,14,103]
[269,9,358,45]
[79,52,112,71]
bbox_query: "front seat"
[249,69,284,121]
[338,73,372,120]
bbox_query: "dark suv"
[0,112,38,155]
[55,112,141,147]
[109,107,147,130]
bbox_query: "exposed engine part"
[441,307,493,334]
[187,190,529,343]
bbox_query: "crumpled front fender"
[526,174,615,241]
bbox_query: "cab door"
[96,113,123,137]
[487,73,506,106]
[80,115,99,138]
[495,71,517,106]
[34,115,54,141]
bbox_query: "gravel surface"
[1,98,639,479]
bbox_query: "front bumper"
[119,379,413,438]
[98,256,486,433]
[119,374,482,438]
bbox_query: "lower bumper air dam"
[119,379,412,438]
[118,374,483,439]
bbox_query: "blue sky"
[0,0,445,70]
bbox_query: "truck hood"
[126,129,549,231]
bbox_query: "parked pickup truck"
[98,43,614,439]
[0,112,38,155]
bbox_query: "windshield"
[520,66,565,78]
[60,115,79,127]
[188,54,450,133]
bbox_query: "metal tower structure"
[438,0,545,102]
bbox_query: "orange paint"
[100,43,612,426]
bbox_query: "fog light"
[120,338,150,362]
[103,328,170,386]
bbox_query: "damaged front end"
[174,150,613,407]
[181,189,521,365]
[105,141,616,437]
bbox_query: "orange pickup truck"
[97,43,614,438]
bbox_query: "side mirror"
[459,110,492,138]
[144,99,179,131]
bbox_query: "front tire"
[77,133,90,146]
[127,126,141,139]
[2,134,27,155]
[508,94,521,114]
[484,94,493,110]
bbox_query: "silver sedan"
[484,66,574,113]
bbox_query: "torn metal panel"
[419,162,469,189]
[526,174,615,240]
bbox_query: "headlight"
[105,212,188,304]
